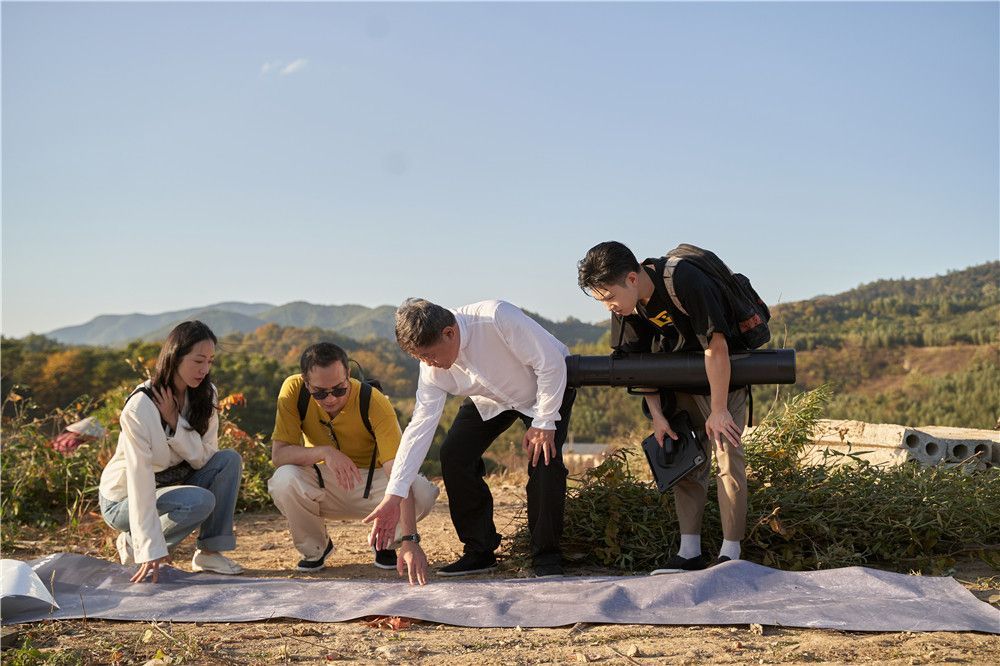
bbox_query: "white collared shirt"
[385,300,569,498]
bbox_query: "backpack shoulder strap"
[298,381,323,490]
[297,380,310,423]
[661,256,690,316]
[360,382,379,499]
[359,381,375,438]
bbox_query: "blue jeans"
[100,449,242,552]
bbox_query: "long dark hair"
[151,320,218,435]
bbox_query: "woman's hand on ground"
[131,556,170,584]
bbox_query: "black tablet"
[641,410,707,493]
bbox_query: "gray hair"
[395,298,456,354]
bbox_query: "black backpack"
[298,362,384,499]
[656,244,771,351]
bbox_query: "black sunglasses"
[308,384,349,400]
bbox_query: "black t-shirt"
[614,259,733,354]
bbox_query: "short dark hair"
[395,298,457,354]
[300,342,350,378]
[577,241,641,294]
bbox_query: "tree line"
[4,261,998,443]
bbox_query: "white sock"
[677,534,701,559]
[720,539,741,560]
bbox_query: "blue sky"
[3,1,997,338]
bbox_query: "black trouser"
[439,388,576,567]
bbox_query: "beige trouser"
[672,388,748,541]
[268,464,440,559]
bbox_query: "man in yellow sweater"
[268,342,438,579]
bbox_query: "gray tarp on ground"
[6,553,999,633]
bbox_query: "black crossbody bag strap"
[359,382,378,499]
[126,386,167,431]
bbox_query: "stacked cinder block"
[800,420,997,469]
[915,425,999,466]
[562,442,611,472]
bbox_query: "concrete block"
[812,420,943,464]
[915,425,999,464]
[900,431,947,465]
[562,442,611,472]
[800,442,910,468]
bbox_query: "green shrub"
[507,386,1000,572]
[0,386,278,549]
[0,391,116,550]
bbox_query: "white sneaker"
[115,532,135,566]
[191,549,244,575]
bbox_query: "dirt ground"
[4,480,999,665]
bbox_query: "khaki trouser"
[671,388,748,541]
[268,464,440,559]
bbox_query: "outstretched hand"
[363,494,402,551]
[397,542,429,586]
[131,555,171,584]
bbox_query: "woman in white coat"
[99,320,244,582]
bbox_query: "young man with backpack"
[268,342,439,582]
[576,241,770,573]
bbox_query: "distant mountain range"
[44,301,610,348]
[39,261,999,350]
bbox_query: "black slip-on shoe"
[374,549,397,570]
[650,553,710,575]
[709,556,734,567]
[437,552,498,577]
[296,539,334,572]
[531,563,564,578]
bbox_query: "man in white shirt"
[364,298,575,579]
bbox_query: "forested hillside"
[758,261,999,429]
[769,262,998,349]
[4,263,997,455]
